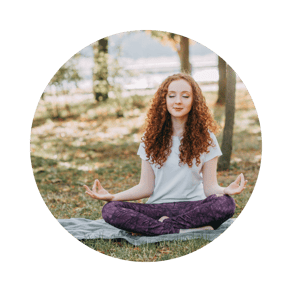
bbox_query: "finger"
[86,190,97,198]
[236,174,244,188]
[234,174,242,184]
[92,180,97,192]
[85,190,93,197]
[85,191,92,198]
[240,184,247,193]
[96,179,101,191]
[239,174,245,187]
[96,179,103,190]
[86,192,97,199]
[83,185,92,192]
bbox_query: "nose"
[175,95,182,103]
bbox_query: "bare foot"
[158,216,169,222]
[179,225,214,234]
[131,232,142,236]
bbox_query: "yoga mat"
[57,218,236,246]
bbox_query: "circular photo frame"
[30,30,261,262]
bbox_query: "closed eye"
[168,94,190,98]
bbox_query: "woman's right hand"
[83,179,115,201]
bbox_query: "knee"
[216,194,236,218]
[102,201,120,222]
[223,195,236,217]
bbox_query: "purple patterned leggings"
[102,194,235,236]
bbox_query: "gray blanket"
[57,218,235,246]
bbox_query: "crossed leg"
[102,194,235,236]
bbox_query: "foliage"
[107,44,139,117]
[147,31,192,74]
[41,53,82,118]
[148,31,181,51]
[48,53,82,93]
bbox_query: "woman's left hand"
[224,173,248,195]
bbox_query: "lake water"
[45,53,245,99]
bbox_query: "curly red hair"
[142,73,220,168]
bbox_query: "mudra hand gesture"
[84,179,114,201]
[224,173,248,195]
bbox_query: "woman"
[84,73,247,236]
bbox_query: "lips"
[173,108,183,110]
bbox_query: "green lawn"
[31,89,261,262]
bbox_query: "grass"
[30,88,261,262]
[81,238,210,262]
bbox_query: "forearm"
[112,183,153,201]
[204,184,226,197]
[202,158,245,197]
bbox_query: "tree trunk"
[179,36,191,74]
[217,65,236,171]
[93,38,109,102]
[216,56,227,105]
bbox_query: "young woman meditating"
[84,73,247,236]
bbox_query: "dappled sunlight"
[76,161,111,172]
[107,126,130,136]
[77,165,91,171]
[231,157,242,163]
[58,159,113,173]
[234,117,255,132]
[30,87,261,228]
[251,154,262,163]
[31,119,56,136]
[71,138,86,147]
[59,161,73,169]
[234,105,261,135]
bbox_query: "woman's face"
[166,79,193,119]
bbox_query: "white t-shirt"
[137,132,222,204]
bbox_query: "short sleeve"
[203,132,222,163]
[137,142,148,161]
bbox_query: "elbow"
[204,190,210,198]
[147,189,154,197]
[145,191,153,198]
[203,187,213,198]
[145,186,154,197]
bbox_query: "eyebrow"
[168,90,191,93]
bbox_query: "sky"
[80,30,212,59]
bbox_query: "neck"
[171,115,188,137]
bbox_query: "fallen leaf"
[34,167,45,173]
[51,178,62,183]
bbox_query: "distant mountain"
[80,31,212,59]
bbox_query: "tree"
[93,37,109,102]
[216,56,227,105]
[179,36,191,74]
[147,31,192,74]
[217,65,236,171]
[42,53,81,118]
